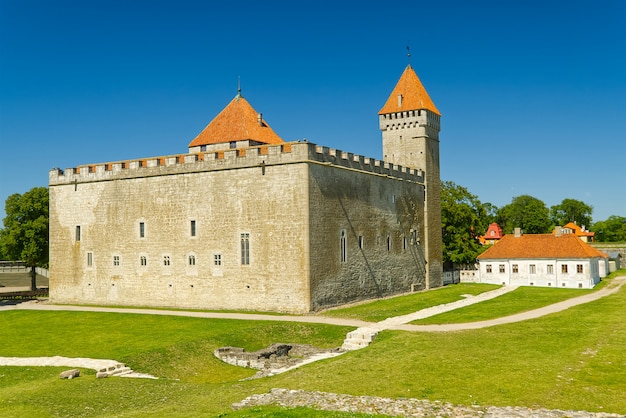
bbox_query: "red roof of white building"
[477,234,607,260]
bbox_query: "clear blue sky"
[1,0,624,224]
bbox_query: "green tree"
[592,216,626,242]
[550,198,593,227]
[497,195,551,234]
[0,187,49,290]
[441,181,487,266]
[482,202,499,225]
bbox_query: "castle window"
[190,220,196,237]
[87,252,93,267]
[75,225,81,242]
[241,233,250,265]
[387,236,391,252]
[577,264,583,273]
[113,256,120,266]
[529,264,536,274]
[163,255,171,266]
[499,264,505,273]
[486,264,492,273]
[201,145,206,152]
[230,141,237,149]
[139,222,145,238]
[214,254,222,266]
[188,255,196,266]
[340,230,347,262]
[358,235,364,250]
[547,264,554,274]
[403,236,407,250]
[562,265,568,273]
[140,256,147,266]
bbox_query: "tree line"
[0,185,625,289]
[441,181,626,266]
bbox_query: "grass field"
[1,272,624,417]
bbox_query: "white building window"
[562,265,568,273]
[529,264,536,274]
[499,264,505,273]
[547,264,554,274]
[577,264,583,273]
[486,264,492,273]
[512,264,518,273]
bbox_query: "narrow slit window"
[140,256,147,266]
[241,233,250,265]
[139,222,145,238]
[75,225,81,241]
[87,252,93,267]
[190,220,196,237]
[340,230,347,262]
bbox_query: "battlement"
[379,109,440,133]
[49,141,425,185]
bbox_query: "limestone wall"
[49,141,431,313]
[49,161,312,312]
[307,163,428,310]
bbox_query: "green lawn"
[411,286,595,324]
[321,283,500,322]
[1,273,624,417]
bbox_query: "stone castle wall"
[49,141,429,313]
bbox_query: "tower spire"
[407,43,411,65]
[237,76,242,98]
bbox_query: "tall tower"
[379,64,443,289]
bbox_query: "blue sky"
[1,0,624,224]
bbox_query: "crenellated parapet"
[379,110,440,140]
[49,141,425,185]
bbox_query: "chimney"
[514,227,522,237]
[257,113,263,126]
[397,94,403,107]
[555,226,563,237]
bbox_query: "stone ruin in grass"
[214,343,343,379]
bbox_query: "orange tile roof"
[188,94,284,148]
[477,234,607,260]
[553,222,595,238]
[379,64,440,116]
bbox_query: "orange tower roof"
[188,94,284,148]
[378,64,440,116]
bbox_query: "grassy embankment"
[1,271,624,417]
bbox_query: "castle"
[48,65,443,313]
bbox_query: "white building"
[477,229,609,289]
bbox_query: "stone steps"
[96,363,134,378]
[341,327,379,351]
